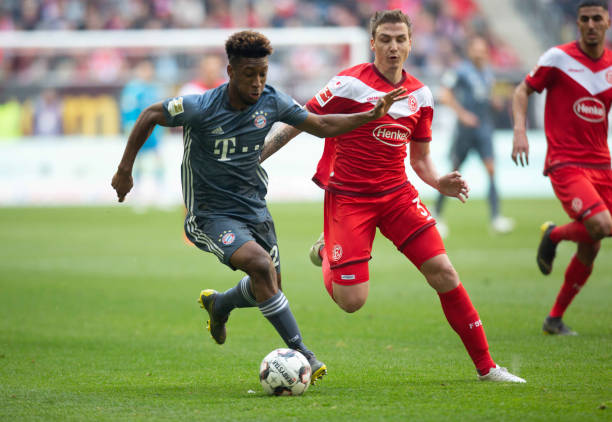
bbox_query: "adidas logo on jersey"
[212,127,225,135]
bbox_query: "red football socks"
[549,255,592,318]
[550,222,595,243]
[438,283,495,374]
[321,248,335,300]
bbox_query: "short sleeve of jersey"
[304,76,348,115]
[412,86,434,142]
[275,89,308,126]
[525,47,558,93]
[162,95,203,127]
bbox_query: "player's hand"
[459,110,479,128]
[371,87,408,120]
[438,171,469,203]
[511,130,529,167]
[111,169,133,202]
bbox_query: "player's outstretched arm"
[260,123,302,164]
[295,87,407,138]
[111,102,168,202]
[440,86,479,127]
[511,81,534,167]
[410,141,469,203]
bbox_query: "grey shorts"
[450,125,494,168]
[184,214,280,272]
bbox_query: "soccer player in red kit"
[261,10,525,383]
[512,0,612,336]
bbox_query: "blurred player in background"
[434,36,514,237]
[512,0,612,335]
[120,59,164,209]
[261,10,525,383]
[112,30,407,384]
[178,54,226,96]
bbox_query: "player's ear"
[370,37,375,52]
[226,64,233,79]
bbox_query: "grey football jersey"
[163,84,308,222]
[442,60,494,129]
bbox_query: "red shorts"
[323,184,445,285]
[548,166,612,221]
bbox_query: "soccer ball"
[259,348,311,396]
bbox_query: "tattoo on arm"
[260,125,296,163]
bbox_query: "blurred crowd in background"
[0,0,585,138]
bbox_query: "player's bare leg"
[420,254,525,382]
[583,209,612,240]
[332,282,369,313]
[311,235,370,313]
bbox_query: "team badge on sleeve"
[167,97,184,116]
[315,86,334,107]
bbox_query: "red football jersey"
[526,41,612,175]
[305,63,434,196]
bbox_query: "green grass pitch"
[0,199,610,421]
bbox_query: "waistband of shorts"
[544,161,611,176]
[312,178,410,198]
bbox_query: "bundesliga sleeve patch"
[167,97,184,116]
[315,86,334,107]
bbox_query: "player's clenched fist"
[111,170,133,202]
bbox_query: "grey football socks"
[488,178,499,219]
[258,290,312,357]
[214,276,257,315]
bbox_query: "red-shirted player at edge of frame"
[260,9,526,383]
[512,0,612,336]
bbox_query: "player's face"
[577,6,610,47]
[468,38,489,68]
[227,57,268,107]
[371,22,411,74]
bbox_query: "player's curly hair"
[369,10,412,39]
[225,30,273,65]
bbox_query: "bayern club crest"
[219,230,236,245]
[252,110,268,128]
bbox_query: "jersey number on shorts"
[412,197,433,221]
[269,245,280,268]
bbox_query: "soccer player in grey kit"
[434,36,514,237]
[111,30,406,384]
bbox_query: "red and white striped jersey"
[526,41,612,175]
[305,63,434,196]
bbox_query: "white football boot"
[491,216,515,234]
[478,365,526,383]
